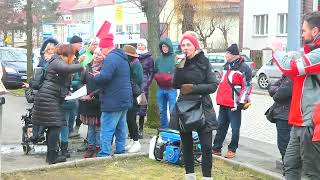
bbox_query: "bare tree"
[216,15,236,49]
[194,18,216,48]
[26,0,33,80]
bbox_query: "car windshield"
[0,49,27,62]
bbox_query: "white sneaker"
[125,139,134,151]
[128,141,141,153]
[185,173,196,180]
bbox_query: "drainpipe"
[287,0,301,51]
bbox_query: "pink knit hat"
[180,35,199,49]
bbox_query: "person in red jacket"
[212,44,252,158]
[272,12,320,179]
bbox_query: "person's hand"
[231,103,244,112]
[80,95,92,101]
[181,84,193,95]
[271,38,284,52]
[175,54,186,68]
[22,82,29,88]
[92,70,100,76]
[79,55,86,63]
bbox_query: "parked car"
[206,53,257,81]
[0,47,28,87]
[255,59,283,89]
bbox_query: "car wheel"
[258,74,269,89]
[214,71,222,82]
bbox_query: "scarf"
[92,59,103,72]
[137,49,149,55]
[304,34,320,53]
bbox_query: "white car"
[255,59,283,89]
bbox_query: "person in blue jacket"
[93,34,133,157]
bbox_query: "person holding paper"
[79,47,103,158]
[31,44,83,164]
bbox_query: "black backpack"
[31,60,52,90]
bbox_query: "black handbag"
[176,95,205,132]
[264,105,276,123]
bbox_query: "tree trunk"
[145,0,160,59]
[181,0,195,33]
[202,38,207,49]
[26,0,33,82]
[223,31,228,49]
[36,23,41,47]
[11,29,14,47]
[4,31,7,47]
[144,0,161,129]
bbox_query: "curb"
[213,155,284,180]
[1,152,148,175]
[251,90,268,96]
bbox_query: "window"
[126,24,133,33]
[116,25,123,33]
[254,15,268,35]
[278,13,288,35]
[135,24,140,33]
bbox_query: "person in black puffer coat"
[268,75,293,173]
[32,44,83,165]
[170,33,218,180]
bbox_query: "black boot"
[60,142,71,158]
[138,116,144,139]
[47,150,66,165]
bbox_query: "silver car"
[255,59,283,89]
[206,53,257,81]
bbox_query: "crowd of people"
[22,11,320,180]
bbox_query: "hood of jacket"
[159,38,174,55]
[109,48,128,60]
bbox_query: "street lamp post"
[287,0,301,51]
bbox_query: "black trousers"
[180,130,213,177]
[47,126,61,152]
[127,104,139,141]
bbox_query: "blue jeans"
[212,106,242,152]
[88,125,100,147]
[97,110,128,157]
[68,101,78,132]
[156,88,177,129]
[60,109,76,143]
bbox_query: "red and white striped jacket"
[216,57,252,108]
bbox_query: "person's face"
[94,51,104,62]
[46,46,55,55]
[161,44,169,54]
[101,47,113,56]
[180,39,196,58]
[302,21,320,44]
[137,43,146,51]
[73,42,83,51]
[225,52,238,62]
[88,42,98,52]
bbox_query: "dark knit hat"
[226,44,239,55]
[40,38,59,56]
[69,35,83,44]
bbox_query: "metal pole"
[287,0,301,51]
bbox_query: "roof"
[206,0,240,2]
[70,0,114,11]
[57,0,78,14]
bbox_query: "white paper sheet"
[65,85,87,100]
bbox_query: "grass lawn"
[8,88,25,96]
[2,156,273,180]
